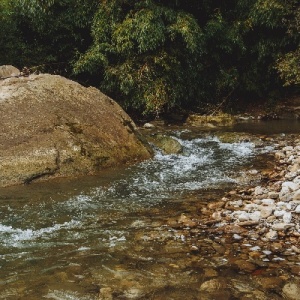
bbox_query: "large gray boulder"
[0,73,152,187]
[0,65,20,78]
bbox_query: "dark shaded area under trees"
[0,0,299,118]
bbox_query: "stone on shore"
[0,73,152,187]
[185,113,235,127]
[0,65,20,78]
[282,282,300,300]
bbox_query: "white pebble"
[244,203,259,210]
[265,229,278,240]
[272,257,285,261]
[274,210,285,217]
[250,246,261,251]
[143,122,155,128]
[282,181,299,192]
[233,234,243,240]
[249,211,261,222]
[295,205,300,213]
[261,199,275,205]
[272,222,294,231]
[254,186,268,196]
[283,212,292,223]
[237,212,250,222]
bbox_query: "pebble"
[203,268,218,278]
[249,211,261,221]
[234,260,256,272]
[260,207,273,218]
[282,282,300,300]
[272,223,294,231]
[283,212,292,223]
[233,234,243,240]
[261,198,275,205]
[295,205,300,213]
[143,122,155,128]
[268,191,279,199]
[250,246,260,251]
[265,229,278,240]
[161,136,300,299]
[274,210,285,217]
[199,279,225,292]
[99,287,113,300]
[254,186,268,196]
[255,276,283,290]
[293,192,300,202]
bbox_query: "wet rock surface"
[185,113,235,128]
[146,134,183,155]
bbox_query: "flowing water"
[0,122,299,299]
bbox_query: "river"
[0,120,300,299]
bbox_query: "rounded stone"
[282,282,300,300]
[0,74,152,187]
[199,279,226,292]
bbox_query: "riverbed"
[1,120,300,299]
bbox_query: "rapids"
[0,123,297,299]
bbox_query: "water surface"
[0,123,292,299]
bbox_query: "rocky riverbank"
[158,133,300,299]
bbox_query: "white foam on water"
[218,141,255,157]
[44,290,94,300]
[99,230,128,248]
[77,246,91,251]
[0,219,81,247]
[39,135,262,216]
[63,194,96,211]
[92,135,261,204]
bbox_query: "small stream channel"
[0,120,300,299]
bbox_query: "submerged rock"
[99,287,113,300]
[199,278,226,292]
[0,73,152,187]
[147,134,183,154]
[282,282,300,300]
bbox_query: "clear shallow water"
[0,130,272,299]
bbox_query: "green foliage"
[277,48,300,86]
[1,0,299,116]
[275,1,300,87]
[0,0,24,66]
[249,0,287,28]
[74,0,204,115]
[4,0,98,73]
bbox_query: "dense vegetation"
[0,0,299,117]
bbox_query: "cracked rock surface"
[0,73,152,187]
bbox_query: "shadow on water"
[232,119,300,134]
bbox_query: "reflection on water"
[0,124,287,299]
[232,119,300,134]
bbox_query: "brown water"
[0,122,299,299]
